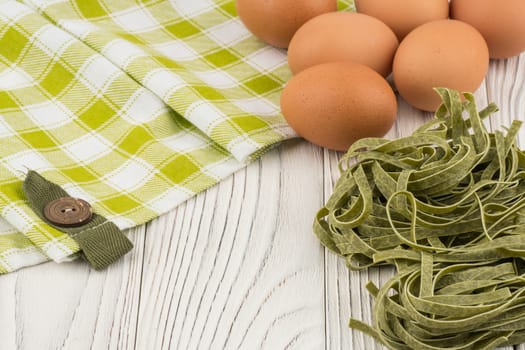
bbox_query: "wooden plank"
[136,141,328,350]
[323,95,428,350]
[483,53,525,350]
[485,55,525,147]
[0,273,17,350]
[0,226,145,350]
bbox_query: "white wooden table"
[0,54,524,350]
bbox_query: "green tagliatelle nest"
[314,88,525,350]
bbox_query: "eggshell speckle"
[393,20,489,112]
[288,12,399,76]
[235,0,337,48]
[355,0,449,40]
[281,62,397,151]
[451,0,525,59]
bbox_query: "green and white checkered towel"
[0,0,353,273]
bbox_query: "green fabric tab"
[23,171,133,270]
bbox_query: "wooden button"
[43,197,92,227]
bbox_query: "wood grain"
[0,53,523,350]
[135,141,326,350]
[0,225,145,350]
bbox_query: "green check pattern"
[0,0,354,273]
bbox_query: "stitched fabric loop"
[23,171,133,270]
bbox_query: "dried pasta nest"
[314,88,525,350]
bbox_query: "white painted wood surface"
[0,54,523,350]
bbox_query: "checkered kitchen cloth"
[0,0,354,273]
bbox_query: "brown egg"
[355,0,449,40]
[450,0,525,59]
[393,20,489,112]
[287,12,399,76]
[235,0,336,49]
[280,62,397,151]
